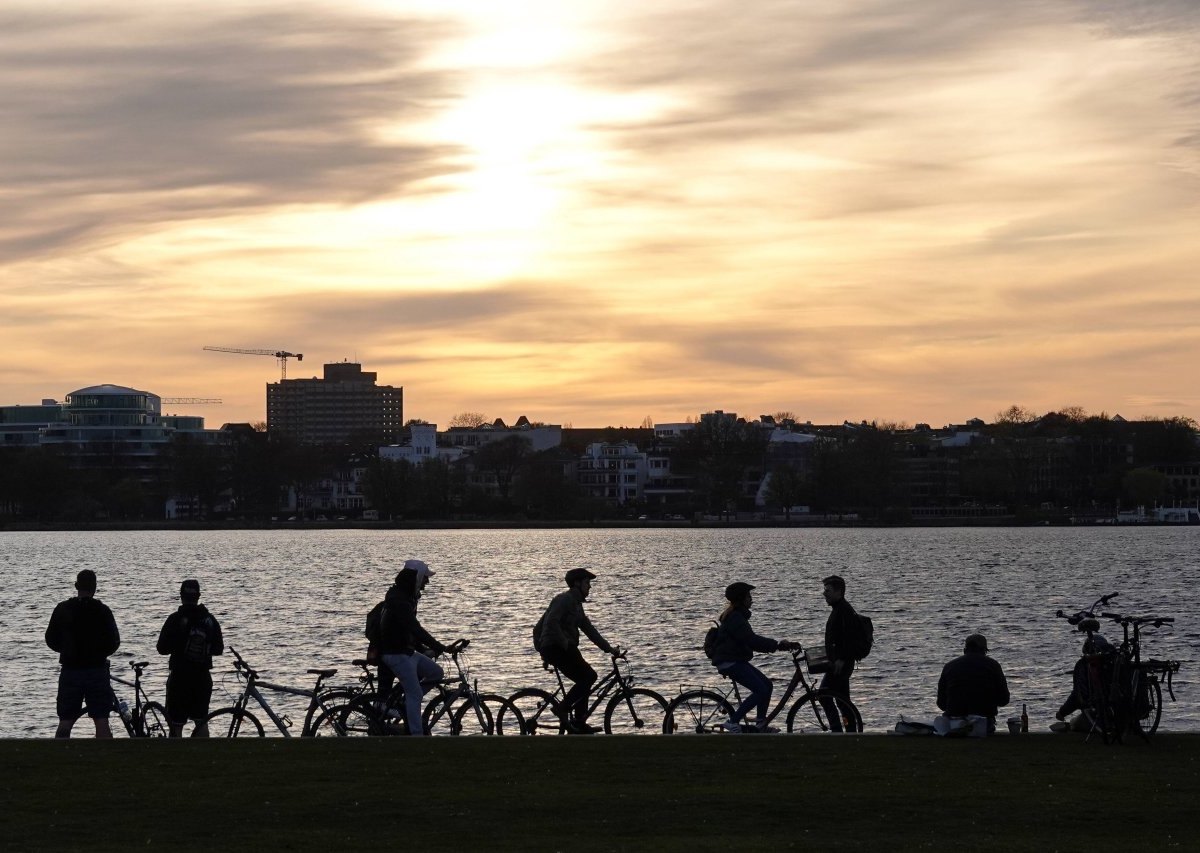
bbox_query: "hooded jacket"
[709,606,779,666]
[534,587,614,655]
[379,582,445,656]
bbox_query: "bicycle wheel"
[786,690,863,733]
[498,688,559,735]
[1132,673,1163,737]
[311,699,387,737]
[205,708,266,737]
[603,687,668,735]
[448,695,503,736]
[302,688,370,736]
[136,701,170,737]
[663,689,733,734]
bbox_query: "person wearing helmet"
[533,568,620,734]
[708,581,797,733]
[379,559,449,736]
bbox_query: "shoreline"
[2,518,1195,532]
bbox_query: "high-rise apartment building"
[266,362,402,445]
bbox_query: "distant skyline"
[3,1,1199,429]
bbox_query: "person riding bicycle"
[156,579,224,737]
[708,581,798,733]
[379,559,449,736]
[45,569,121,738]
[533,568,621,734]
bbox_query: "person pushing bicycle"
[708,581,798,733]
[533,568,621,734]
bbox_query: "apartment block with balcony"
[267,362,402,445]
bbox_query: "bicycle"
[107,660,169,737]
[206,646,346,737]
[314,639,524,736]
[1099,608,1181,740]
[495,648,668,735]
[662,646,863,734]
[1056,593,1182,743]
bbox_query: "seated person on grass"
[936,633,1010,735]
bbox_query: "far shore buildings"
[267,361,402,445]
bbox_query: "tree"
[1122,467,1166,509]
[470,435,533,504]
[362,457,412,519]
[639,415,654,429]
[994,405,1039,426]
[764,463,807,521]
[673,414,768,514]
[449,412,488,428]
[773,411,798,425]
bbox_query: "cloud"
[0,4,465,262]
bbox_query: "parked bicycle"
[206,646,346,737]
[1056,593,1182,743]
[107,660,169,738]
[663,645,863,734]
[313,639,523,736]
[496,649,668,735]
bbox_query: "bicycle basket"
[805,644,831,675]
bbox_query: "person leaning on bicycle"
[533,568,621,734]
[45,569,121,738]
[379,559,449,736]
[156,579,224,737]
[708,581,798,733]
[1052,619,1115,733]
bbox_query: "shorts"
[57,666,114,720]
[165,670,214,724]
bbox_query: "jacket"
[709,607,779,666]
[534,588,613,654]
[157,603,224,672]
[45,596,120,668]
[824,598,860,664]
[379,584,444,656]
[937,651,1010,718]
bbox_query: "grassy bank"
[3,735,1198,852]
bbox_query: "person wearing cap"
[820,574,861,732]
[379,559,449,736]
[533,568,620,734]
[936,633,1010,735]
[157,579,225,737]
[45,570,121,738]
[708,581,797,733]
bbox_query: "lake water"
[2,527,1196,737]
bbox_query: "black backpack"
[853,614,874,660]
[181,615,214,665]
[702,620,721,660]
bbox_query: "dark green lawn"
[3,734,1197,852]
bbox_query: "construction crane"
[161,398,223,405]
[203,346,304,380]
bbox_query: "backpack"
[365,600,385,663]
[532,612,546,651]
[182,615,212,665]
[853,614,874,660]
[702,620,721,660]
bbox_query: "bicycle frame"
[546,652,633,719]
[108,660,165,737]
[213,646,336,737]
[704,650,821,728]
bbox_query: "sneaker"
[720,720,743,733]
[563,719,598,735]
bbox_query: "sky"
[2,0,1198,429]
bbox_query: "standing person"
[533,568,621,734]
[379,559,448,736]
[820,574,863,732]
[45,569,121,738]
[708,582,797,733]
[936,633,1010,735]
[156,579,224,737]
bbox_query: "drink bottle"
[1020,703,1029,733]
